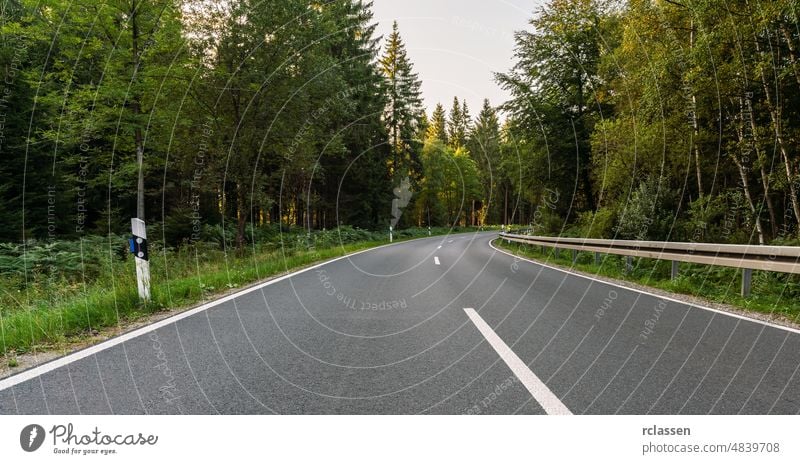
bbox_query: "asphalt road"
[1,232,798,414]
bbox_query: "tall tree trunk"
[780,24,800,86]
[733,105,766,245]
[753,33,800,234]
[743,95,778,237]
[131,0,145,220]
[693,142,704,199]
[236,184,246,250]
[135,134,145,219]
[471,199,475,226]
[503,186,508,226]
[574,82,595,211]
[580,162,595,211]
[758,162,778,239]
[731,153,766,245]
[689,20,705,198]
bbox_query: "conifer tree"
[427,103,448,144]
[379,21,424,179]
[447,96,468,150]
[467,99,502,224]
[461,100,472,137]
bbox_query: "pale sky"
[370,0,542,116]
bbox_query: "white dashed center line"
[434,256,441,265]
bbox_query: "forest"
[2,0,800,354]
[3,0,800,249]
[496,0,800,247]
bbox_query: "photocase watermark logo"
[391,177,413,228]
[20,424,45,452]
[17,422,160,456]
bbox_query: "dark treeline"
[0,0,435,247]
[3,0,800,248]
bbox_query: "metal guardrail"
[498,232,800,297]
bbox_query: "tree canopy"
[3,0,799,247]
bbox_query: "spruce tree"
[321,0,392,229]
[447,96,468,150]
[467,99,503,224]
[427,103,448,144]
[461,100,472,137]
[379,21,424,179]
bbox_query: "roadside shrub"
[573,207,616,238]
[531,207,563,236]
[683,190,750,243]
[614,175,676,240]
[0,235,126,281]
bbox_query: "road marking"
[448,240,453,243]
[0,234,453,392]
[489,238,800,336]
[437,245,442,249]
[434,256,441,265]
[463,308,572,415]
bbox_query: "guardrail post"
[571,249,578,264]
[595,252,601,265]
[625,256,633,274]
[671,261,680,280]
[741,269,753,297]
[554,248,560,259]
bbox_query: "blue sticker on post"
[129,235,149,261]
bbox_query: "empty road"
[1,232,798,414]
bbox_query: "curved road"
[1,232,798,414]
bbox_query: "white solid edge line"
[489,238,800,336]
[464,308,572,415]
[0,235,448,391]
[434,256,441,265]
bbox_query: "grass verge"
[495,239,800,322]
[0,227,489,357]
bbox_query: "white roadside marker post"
[131,218,151,302]
[389,226,393,243]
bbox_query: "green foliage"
[427,103,448,145]
[1,0,401,245]
[0,236,126,280]
[531,206,563,236]
[467,99,503,224]
[614,176,677,240]
[497,0,610,215]
[447,97,471,150]
[379,20,425,181]
[417,138,483,226]
[497,0,800,245]
[573,207,616,238]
